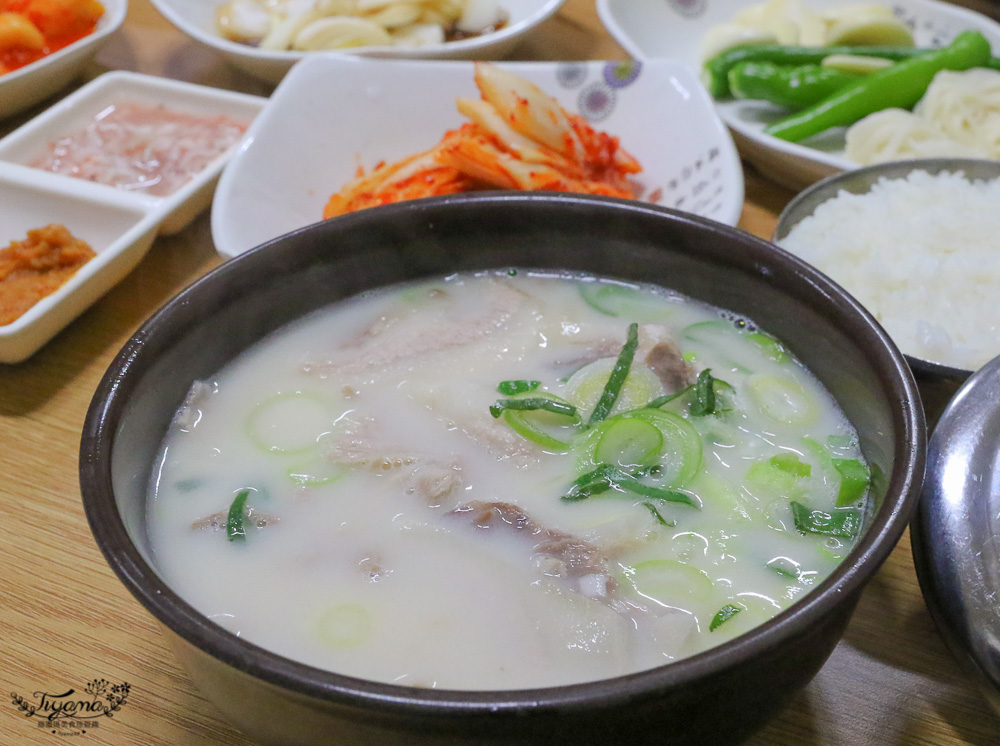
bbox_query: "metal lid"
[912,354,1000,713]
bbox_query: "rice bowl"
[775,159,1000,373]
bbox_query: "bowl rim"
[148,0,566,62]
[80,192,925,714]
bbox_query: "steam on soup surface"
[148,271,870,690]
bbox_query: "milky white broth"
[148,271,870,690]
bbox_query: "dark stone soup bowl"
[80,192,925,746]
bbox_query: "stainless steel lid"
[912,354,1000,714]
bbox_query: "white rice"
[778,169,1000,371]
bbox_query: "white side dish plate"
[0,0,127,120]
[597,0,1000,190]
[211,56,744,259]
[0,71,266,363]
[148,0,567,85]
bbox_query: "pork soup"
[147,271,871,690]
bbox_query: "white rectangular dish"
[211,56,744,259]
[597,0,1000,190]
[0,71,266,363]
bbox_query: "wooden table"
[2,1,999,743]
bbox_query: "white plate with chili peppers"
[598,0,1000,190]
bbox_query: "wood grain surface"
[1,1,999,743]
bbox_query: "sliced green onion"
[562,464,698,507]
[614,475,699,507]
[690,369,722,416]
[770,452,812,478]
[747,331,790,362]
[496,379,541,396]
[647,371,731,416]
[710,603,743,631]
[625,408,703,487]
[503,409,575,453]
[588,323,639,425]
[226,489,251,542]
[562,464,620,501]
[833,458,871,507]
[594,416,664,468]
[579,282,651,318]
[790,501,862,538]
[766,556,801,578]
[645,386,691,410]
[627,559,714,609]
[246,391,331,455]
[490,397,577,419]
[643,501,676,527]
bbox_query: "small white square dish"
[211,56,744,259]
[597,0,1000,190]
[0,0,127,120]
[0,165,159,363]
[148,0,567,85]
[0,70,267,235]
[0,70,266,363]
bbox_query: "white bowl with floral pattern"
[211,56,744,259]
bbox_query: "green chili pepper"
[764,31,992,143]
[728,61,864,110]
[588,322,639,425]
[703,38,1000,100]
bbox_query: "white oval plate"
[148,0,567,85]
[0,0,127,120]
[212,56,744,259]
[597,0,1000,190]
[0,71,266,363]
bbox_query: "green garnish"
[643,502,676,527]
[710,604,743,631]
[790,501,862,538]
[770,452,812,478]
[226,489,251,542]
[690,368,717,416]
[832,458,871,507]
[496,379,541,396]
[562,464,698,508]
[646,369,730,416]
[489,397,577,419]
[588,323,639,425]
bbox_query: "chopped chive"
[562,464,620,501]
[690,369,717,416]
[562,464,699,507]
[643,501,676,526]
[645,385,693,409]
[489,397,577,419]
[226,489,251,543]
[496,379,541,396]
[789,501,862,538]
[710,604,742,631]
[832,458,871,507]
[770,452,812,478]
[588,323,639,425]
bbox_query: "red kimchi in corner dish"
[322,63,643,219]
